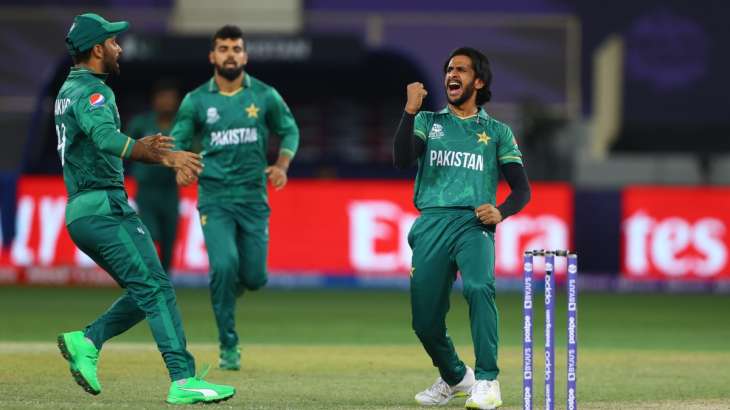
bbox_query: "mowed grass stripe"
[1,344,729,409]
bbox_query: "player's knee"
[128,282,163,311]
[245,275,267,291]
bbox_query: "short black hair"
[211,25,245,50]
[443,47,492,105]
[71,48,93,65]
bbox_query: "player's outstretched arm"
[393,82,428,169]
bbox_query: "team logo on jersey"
[89,93,105,108]
[245,103,259,119]
[477,131,491,145]
[428,123,444,139]
[206,107,220,124]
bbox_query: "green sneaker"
[166,367,235,404]
[57,331,101,395]
[219,346,240,371]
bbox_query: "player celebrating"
[393,47,531,409]
[55,13,234,404]
[171,25,299,371]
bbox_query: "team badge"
[477,131,490,145]
[245,103,259,119]
[89,93,105,108]
[206,107,220,124]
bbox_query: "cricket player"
[171,25,299,370]
[55,13,234,404]
[393,47,531,409]
[127,80,181,273]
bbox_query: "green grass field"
[1,286,729,409]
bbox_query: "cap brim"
[103,20,129,35]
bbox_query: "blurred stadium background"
[2,0,730,290]
[1,1,730,409]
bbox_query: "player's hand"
[175,169,198,187]
[138,133,174,152]
[475,203,503,225]
[265,165,287,190]
[405,82,427,114]
[161,151,203,185]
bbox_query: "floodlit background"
[1,1,729,409]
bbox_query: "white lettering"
[210,128,258,146]
[38,197,66,265]
[11,197,35,266]
[348,201,403,272]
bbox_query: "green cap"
[65,13,129,56]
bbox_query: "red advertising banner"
[623,187,730,280]
[1,177,573,285]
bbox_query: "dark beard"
[103,55,120,75]
[446,82,475,107]
[215,63,244,81]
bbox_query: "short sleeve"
[413,112,430,141]
[497,124,523,165]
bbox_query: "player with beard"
[55,13,235,404]
[393,47,531,409]
[171,25,299,371]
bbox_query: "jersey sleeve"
[413,112,430,141]
[267,88,300,158]
[171,93,198,151]
[497,124,523,165]
[75,88,135,159]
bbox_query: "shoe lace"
[426,378,451,398]
[195,363,211,380]
[472,380,491,395]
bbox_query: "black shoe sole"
[57,335,100,396]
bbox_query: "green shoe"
[166,367,235,404]
[219,346,240,371]
[57,331,101,395]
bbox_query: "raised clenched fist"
[405,82,428,114]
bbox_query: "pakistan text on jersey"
[54,98,71,116]
[429,150,484,171]
[210,128,258,146]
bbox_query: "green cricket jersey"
[54,67,137,224]
[126,112,176,189]
[412,107,522,210]
[171,74,299,206]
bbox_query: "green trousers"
[67,202,195,381]
[198,202,270,350]
[136,187,179,272]
[408,208,499,384]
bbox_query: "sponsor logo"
[178,388,218,398]
[89,93,105,108]
[428,123,444,139]
[524,262,532,272]
[206,107,220,124]
[568,263,577,274]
